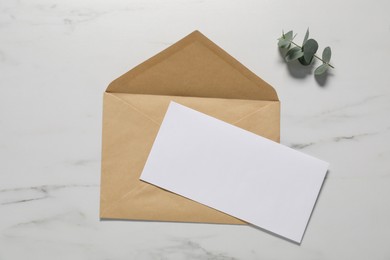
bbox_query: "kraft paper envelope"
[100,30,280,224]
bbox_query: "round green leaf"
[314,63,329,75]
[322,47,331,63]
[303,39,318,63]
[285,47,304,62]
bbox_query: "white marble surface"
[1,0,389,259]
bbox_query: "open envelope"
[100,31,280,224]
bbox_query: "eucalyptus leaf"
[303,39,318,63]
[284,30,293,41]
[278,38,291,48]
[322,47,331,63]
[303,28,309,46]
[298,56,311,66]
[314,63,329,75]
[285,47,304,62]
[278,30,294,48]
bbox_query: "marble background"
[1,0,389,259]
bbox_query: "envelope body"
[100,31,280,224]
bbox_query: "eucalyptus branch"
[278,29,334,75]
[289,41,334,68]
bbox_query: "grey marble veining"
[1,0,390,259]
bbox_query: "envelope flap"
[107,31,278,101]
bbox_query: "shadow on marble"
[277,47,332,87]
[101,217,300,245]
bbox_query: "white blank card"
[140,102,329,243]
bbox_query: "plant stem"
[290,41,335,69]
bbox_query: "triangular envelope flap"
[107,31,278,101]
